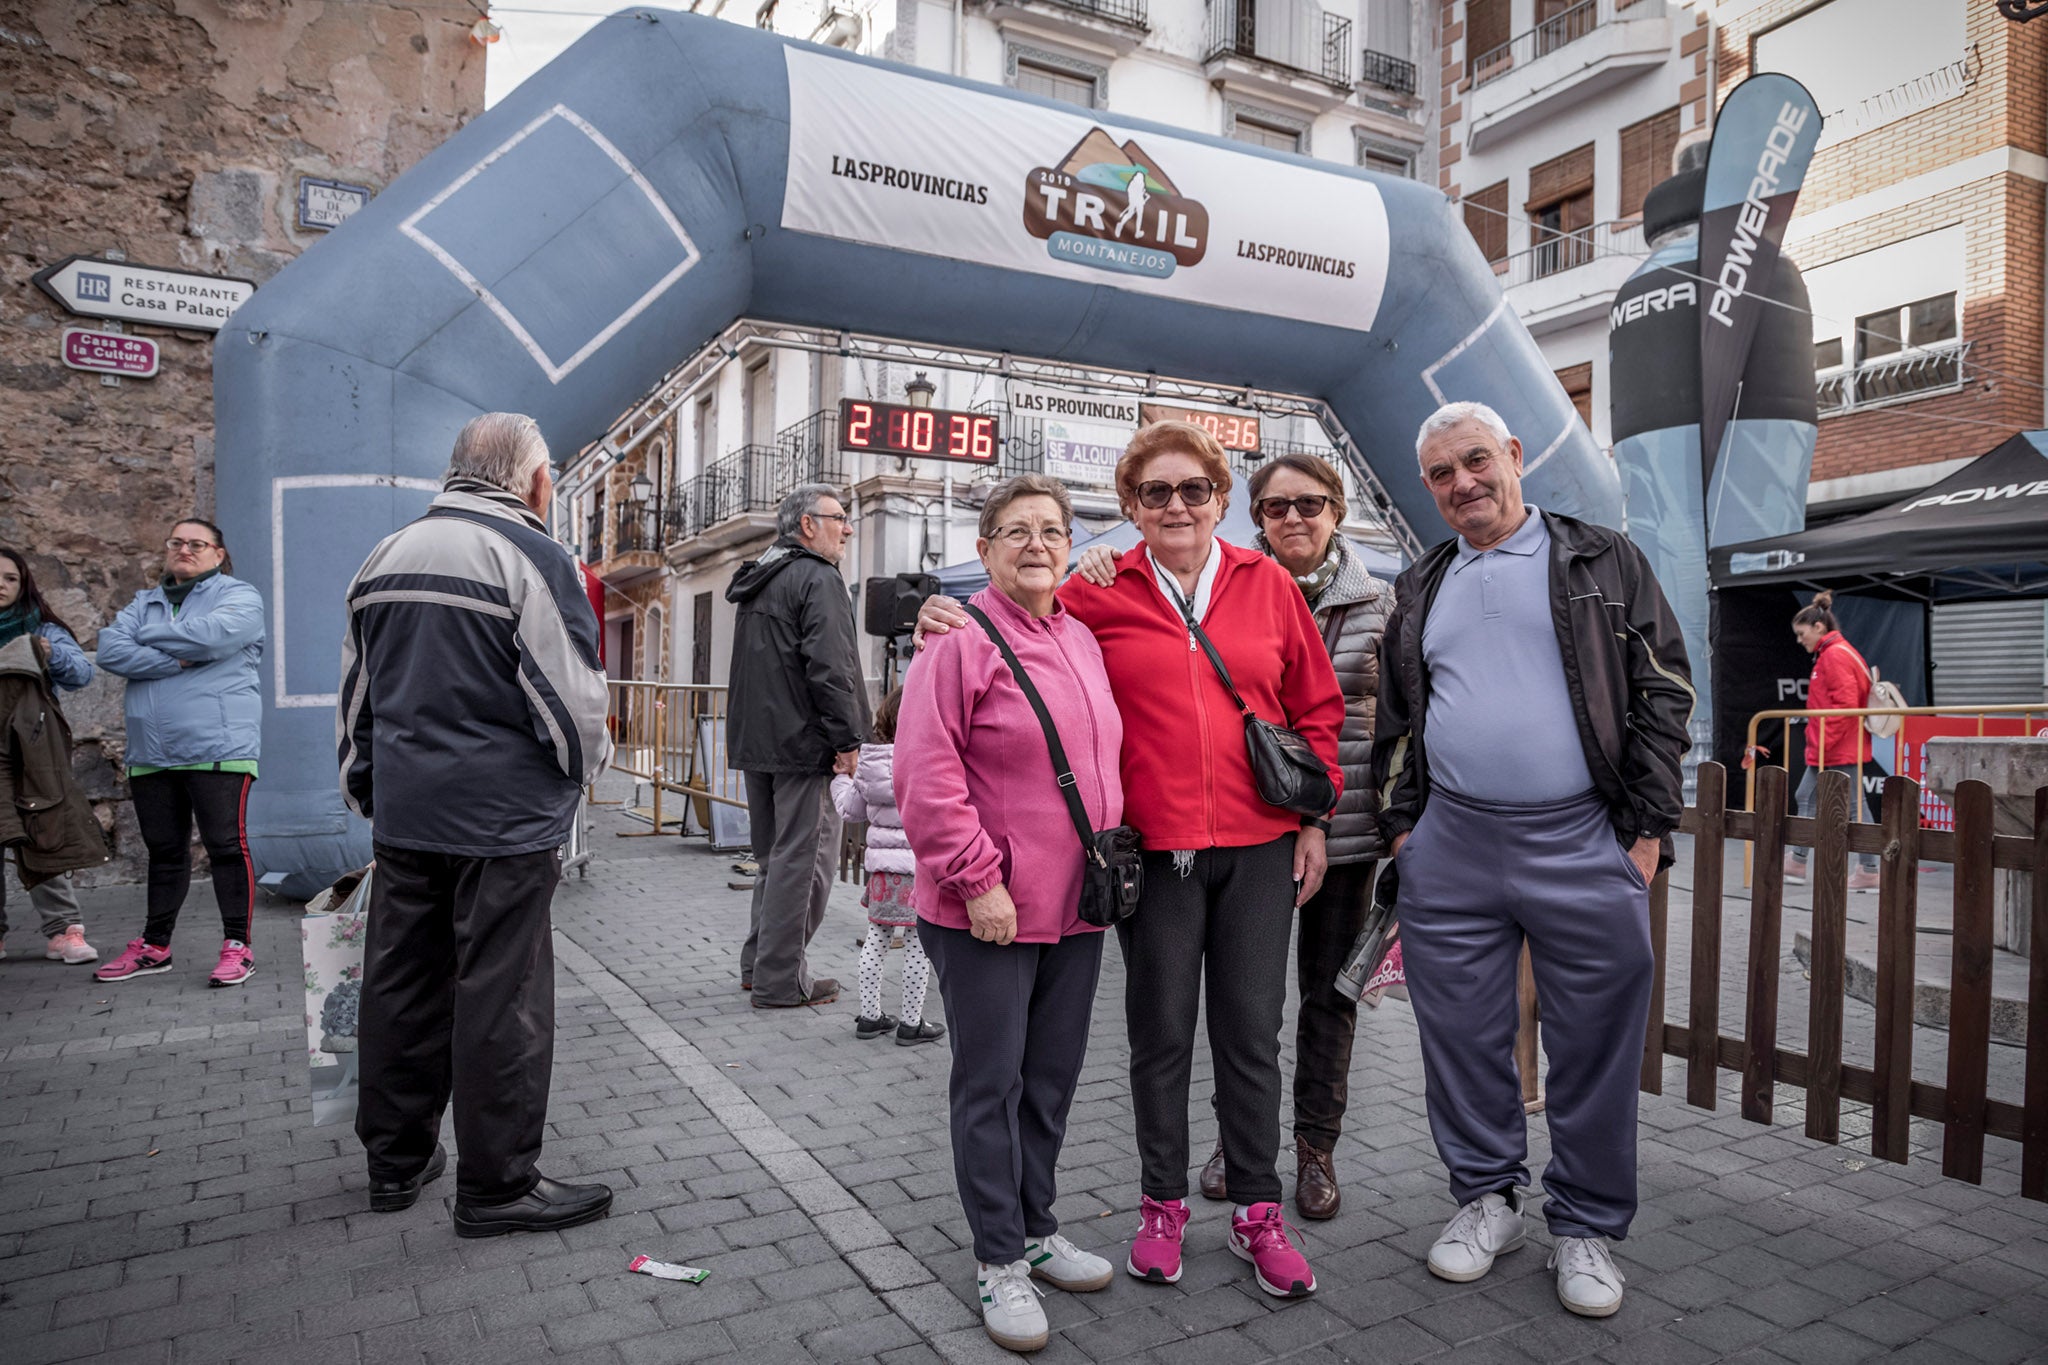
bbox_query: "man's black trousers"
[357,843,560,1204]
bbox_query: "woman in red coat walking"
[1785,591,1881,890]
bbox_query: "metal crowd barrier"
[600,681,743,837]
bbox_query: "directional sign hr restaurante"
[32,255,255,332]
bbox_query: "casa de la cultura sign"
[32,255,256,333]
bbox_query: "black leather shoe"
[452,1175,613,1239]
[1199,1141,1229,1201]
[854,1013,900,1039]
[368,1144,447,1213]
[895,1019,946,1047]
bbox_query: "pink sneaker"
[1847,869,1880,891]
[1126,1195,1190,1283]
[1230,1201,1318,1298]
[208,940,255,988]
[95,939,173,982]
[46,926,98,965]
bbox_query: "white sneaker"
[1427,1189,1527,1282]
[977,1260,1048,1353]
[1549,1235,1625,1316]
[1024,1231,1112,1292]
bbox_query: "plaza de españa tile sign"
[33,255,256,333]
[780,48,1390,333]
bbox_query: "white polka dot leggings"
[858,925,930,1025]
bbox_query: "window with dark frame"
[1619,107,1681,222]
[1465,180,1509,264]
[1527,143,1594,277]
[1813,337,1844,371]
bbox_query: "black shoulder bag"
[1161,573,1338,818]
[962,603,1143,927]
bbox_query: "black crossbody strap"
[1158,571,1253,718]
[962,604,1103,861]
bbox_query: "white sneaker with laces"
[1427,1188,1527,1282]
[977,1259,1048,1353]
[1024,1231,1112,1292]
[1549,1235,1625,1316]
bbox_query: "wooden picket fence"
[1637,761,2048,1201]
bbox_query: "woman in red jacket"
[1786,591,1881,890]
[922,421,1344,1302]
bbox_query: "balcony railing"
[1816,340,1970,418]
[584,506,605,562]
[1471,0,1665,87]
[1206,0,1353,88]
[1496,219,1644,287]
[613,501,659,554]
[1359,47,1416,95]
[662,410,853,544]
[1012,0,1150,30]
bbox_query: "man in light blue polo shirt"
[1373,401,1694,1320]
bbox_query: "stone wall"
[0,0,485,886]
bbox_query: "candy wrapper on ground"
[303,864,372,1126]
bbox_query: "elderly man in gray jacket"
[339,412,613,1237]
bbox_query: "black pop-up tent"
[1703,431,2048,773]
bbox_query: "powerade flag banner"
[1698,74,1821,503]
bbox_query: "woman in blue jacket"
[95,520,265,989]
[0,547,99,965]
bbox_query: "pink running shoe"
[1231,1202,1318,1298]
[46,926,98,965]
[96,939,173,983]
[209,940,255,988]
[1126,1196,1190,1283]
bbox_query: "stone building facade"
[1,0,485,883]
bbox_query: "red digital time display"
[838,399,999,465]
[1139,403,1262,453]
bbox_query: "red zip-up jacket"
[1058,538,1344,851]
[1806,630,1873,767]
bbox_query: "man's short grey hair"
[778,482,843,538]
[448,412,550,493]
[1415,401,1513,461]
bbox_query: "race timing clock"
[1139,403,1262,453]
[838,399,1000,465]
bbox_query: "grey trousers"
[1397,787,1653,1241]
[741,770,840,1006]
[0,868,84,940]
[919,920,1105,1264]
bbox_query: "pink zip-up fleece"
[894,585,1125,943]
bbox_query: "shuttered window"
[1465,181,1509,264]
[1527,143,1595,211]
[1555,363,1593,430]
[1466,0,1511,75]
[1619,108,1681,221]
[1931,601,2047,706]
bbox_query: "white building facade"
[557,0,1434,694]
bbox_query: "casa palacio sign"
[32,254,256,333]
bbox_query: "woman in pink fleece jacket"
[895,475,1124,1354]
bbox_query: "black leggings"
[130,770,255,949]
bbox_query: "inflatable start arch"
[214,10,1619,889]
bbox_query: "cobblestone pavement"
[2,792,2045,1365]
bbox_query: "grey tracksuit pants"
[741,771,840,1006]
[0,869,83,940]
[919,921,1105,1264]
[1397,787,1653,1241]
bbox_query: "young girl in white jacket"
[833,687,945,1046]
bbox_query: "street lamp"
[628,470,654,503]
[904,371,936,408]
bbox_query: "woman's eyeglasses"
[165,538,220,552]
[1255,494,1332,522]
[990,525,1072,548]
[1135,478,1217,509]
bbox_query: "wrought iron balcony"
[1012,0,1149,30]
[1359,48,1415,95]
[1816,340,1970,418]
[662,411,854,545]
[1471,0,1666,87]
[1206,0,1353,88]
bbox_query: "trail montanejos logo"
[1023,130,1209,279]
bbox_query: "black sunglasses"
[1255,494,1332,522]
[1136,478,1217,509]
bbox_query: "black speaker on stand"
[865,573,941,693]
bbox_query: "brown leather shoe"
[1295,1136,1340,1221]
[1198,1141,1229,1201]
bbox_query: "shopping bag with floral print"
[303,864,371,1126]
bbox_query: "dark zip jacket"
[725,539,869,774]
[1372,509,1696,866]
[0,635,111,885]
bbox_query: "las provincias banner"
[1698,74,1821,502]
[780,48,1392,335]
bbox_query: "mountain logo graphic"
[1023,130,1210,280]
